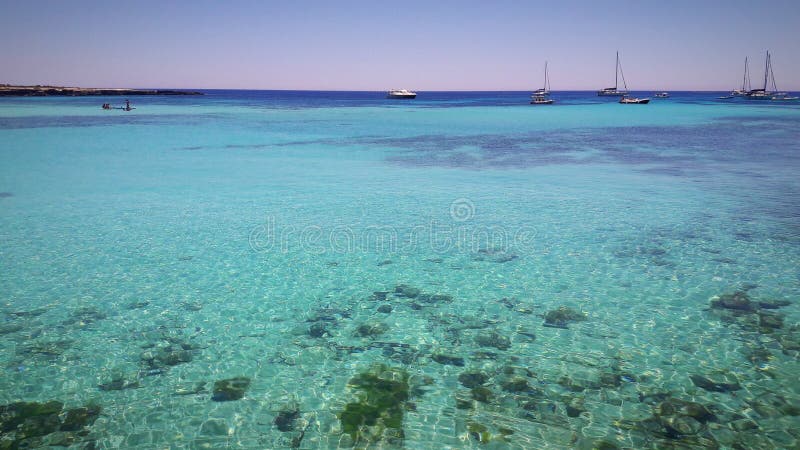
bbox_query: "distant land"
[0,84,203,96]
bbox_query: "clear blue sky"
[1,0,798,90]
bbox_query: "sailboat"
[747,51,797,101]
[730,57,752,97]
[530,62,554,105]
[597,52,629,96]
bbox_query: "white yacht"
[597,52,629,96]
[530,61,554,104]
[387,89,416,99]
[746,51,796,101]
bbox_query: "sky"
[1,0,799,91]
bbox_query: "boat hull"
[530,99,554,105]
[619,98,650,104]
[598,91,628,96]
[387,94,416,99]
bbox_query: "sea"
[0,90,799,449]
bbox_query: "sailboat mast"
[544,61,549,91]
[742,57,749,91]
[615,51,619,90]
[768,52,777,92]
[763,51,769,91]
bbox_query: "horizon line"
[3,84,791,93]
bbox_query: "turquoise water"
[1,91,799,449]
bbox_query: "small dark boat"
[387,89,416,99]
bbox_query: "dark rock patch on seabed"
[0,400,101,448]
[211,376,251,402]
[543,306,587,329]
[474,330,511,350]
[689,373,742,393]
[98,376,140,391]
[338,365,410,447]
[431,354,465,367]
[458,371,489,388]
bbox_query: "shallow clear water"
[1,91,799,449]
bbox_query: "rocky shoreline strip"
[0,84,203,96]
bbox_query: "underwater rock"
[746,392,800,417]
[598,372,623,388]
[689,374,741,393]
[417,293,453,304]
[474,331,511,350]
[638,391,671,405]
[0,400,98,447]
[274,403,300,432]
[758,299,791,309]
[181,301,203,311]
[494,254,519,263]
[394,284,420,298]
[473,248,519,263]
[354,321,388,337]
[661,415,703,436]
[142,345,194,368]
[501,377,531,393]
[60,405,101,431]
[565,397,585,418]
[98,377,139,391]
[742,345,773,366]
[369,291,388,301]
[7,307,48,318]
[458,371,489,388]
[558,376,585,392]
[516,330,537,342]
[758,311,784,332]
[211,376,251,401]
[63,307,107,327]
[19,339,73,358]
[778,332,800,351]
[0,323,23,335]
[471,387,494,403]
[338,365,410,446]
[471,351,498,361]
[0,401,63,438]
[126,300,150,310]
[617,398,720,443]
[678,403,716,423]
[543,306,587,328]
[710,291,756,312]
[308,322,328,338]
[466,421,510,444]
[377,260,393,266]
[730,418,759,432]
[431,354,465,366]
[377,304,393,314]
[0,192,12,198]
[455,395,473,410]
